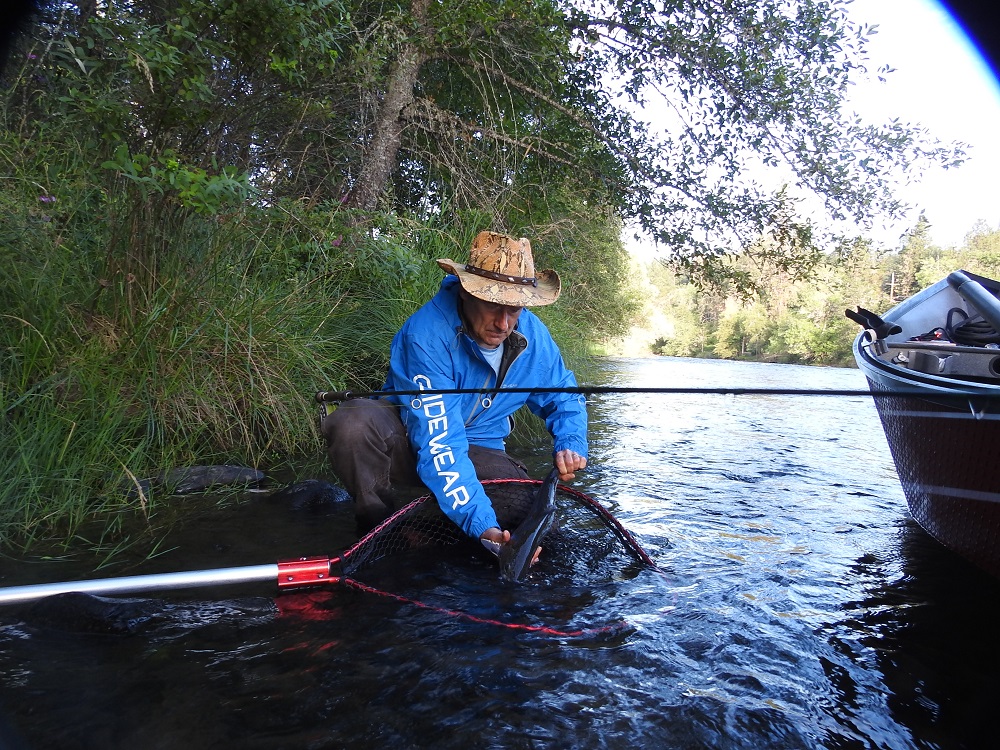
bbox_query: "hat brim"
[437,259,561,307]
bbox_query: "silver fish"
[498,468,560,583]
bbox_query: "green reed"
[0,204,410,549]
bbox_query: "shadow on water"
[823,517,1000,749]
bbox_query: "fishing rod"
[315,386,1000,401]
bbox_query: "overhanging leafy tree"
[342,0,963,284]
[4,0,964,288]
[2,0,355,292]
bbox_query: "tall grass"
[0,201,428,550]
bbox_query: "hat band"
[464,264,538,288]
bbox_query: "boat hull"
[864,378,1000,576]
[852,272,1000,577]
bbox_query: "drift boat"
[849,270,1000,577]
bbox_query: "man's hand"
[480,527,511,546]
[480,526,541,566]
[479,526,510,556]
[554,449,587,481]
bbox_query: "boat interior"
[853,270,1000,384]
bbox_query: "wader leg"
[322,399,417,534]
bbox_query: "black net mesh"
[338,478,653,580]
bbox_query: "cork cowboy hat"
[436,231,561,307]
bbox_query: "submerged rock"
[27,592,161,635]
[265,479,351,512]
[121,465,265,499]
[160,465,264,494]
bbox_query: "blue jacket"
[385,276,588,539]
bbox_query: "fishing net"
[337,478,654,579]
[277,478,661,637]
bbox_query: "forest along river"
[1,356,998,749]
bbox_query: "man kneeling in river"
[322,230,588,556]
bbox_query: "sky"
[846,0,1000,249]
[628,0,1000,259]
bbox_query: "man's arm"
[390,334,501,539]
[524,335,589,470]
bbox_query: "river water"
[1,357,998,749]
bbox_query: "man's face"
[460,290,524,349]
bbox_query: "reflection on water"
[1,357,997,749]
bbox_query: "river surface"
[1,357,998,749]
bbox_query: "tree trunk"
[345,0,429,211]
